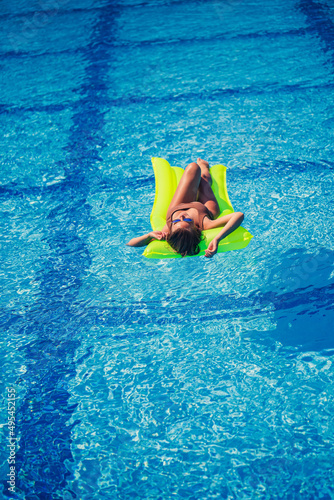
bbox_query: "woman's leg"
[197,158,220,218]
[167,162,201,210]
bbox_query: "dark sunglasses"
[171,218,193,224]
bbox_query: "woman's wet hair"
[167,226,203,257]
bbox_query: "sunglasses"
[171,218,193,224]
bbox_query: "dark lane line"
[5,3,117,499]
[297,0,334,64]
[1,80,334,119]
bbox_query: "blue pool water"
[1,0,334,498]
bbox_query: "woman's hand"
[205,238,219,258]
[149,231,168,241]
[127,230,168,247]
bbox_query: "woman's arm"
[126,231,168,247]
[204,212,244,258]
[203,212,243,230]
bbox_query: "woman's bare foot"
[197,158,210,170]
[197,158,212,185]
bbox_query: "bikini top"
[166,202,213,231]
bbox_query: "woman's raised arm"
[126,231,168,247]
[204,212,244,258]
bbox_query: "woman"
[127,159,244,258]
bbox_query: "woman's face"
[171,212,194,231]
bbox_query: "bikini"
[166,202,213,231]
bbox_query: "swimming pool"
[1,0,333,497]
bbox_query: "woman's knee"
[185,162,200,176]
